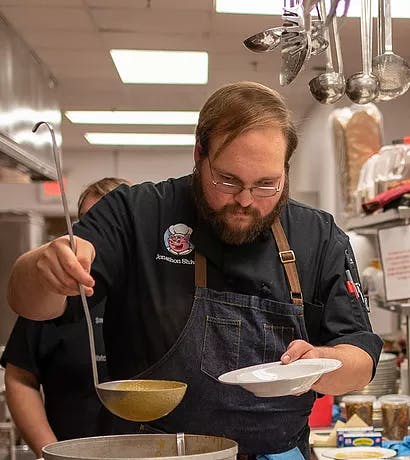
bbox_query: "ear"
[193,141,202,165]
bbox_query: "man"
[2,177,132,457]
[7,82,382,459]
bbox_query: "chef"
[8,81,383,459]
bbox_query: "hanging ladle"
[372,0,410,101]
[32,121,187,422]
[345,0,380,103]
[309,0,346,103]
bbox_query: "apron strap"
[194,219,303,306]
[271,218,303,306]
[195,251,207,288]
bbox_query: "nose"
[234,188,254,207]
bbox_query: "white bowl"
[218,358,342,397]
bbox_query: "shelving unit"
[346,207,410,234]
[347,207,410,390]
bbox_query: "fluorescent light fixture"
[216,0,410,17]
[65,111,199,125]
[85,133,196,146]
[215,0,282,15]
[110,50,208,84]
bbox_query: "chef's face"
[194,126,288,245]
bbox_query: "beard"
[192,166,289,246]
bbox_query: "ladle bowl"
[372,53,410,101]
[309,72,346,104]
[243,28,282,52]
[96,380,187,422]
[345,72,380,104]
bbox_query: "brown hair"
[195,81,298,169]
[77,177,131,217]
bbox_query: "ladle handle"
[382,0,392,53]
[32,121,99,388]
[333,14,344,74]
[360,0,372,75]
[319,0,334,73]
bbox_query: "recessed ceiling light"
[65,111,199,125]
[110,50,208,84]
[215,0,410,17]
[84,133,196,146]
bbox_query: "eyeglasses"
[207,157,282,198]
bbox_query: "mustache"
[222,203,260,217]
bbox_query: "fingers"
[281,339,319,364]
[36,236,95,296]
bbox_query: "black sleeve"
[318,226,384,373]
[72,184,136,306]
[0,317,43,378]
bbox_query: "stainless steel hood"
[0,15,59,181]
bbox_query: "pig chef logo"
[164,223,194,255]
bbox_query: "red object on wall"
[43,179,66,196]
[308,395,334,427]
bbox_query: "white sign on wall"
[378,225,410,301]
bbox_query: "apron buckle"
[279,250,296,263]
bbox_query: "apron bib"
[135,219,315,458]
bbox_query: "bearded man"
[8,81,382,460]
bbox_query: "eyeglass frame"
[206,156,282,198]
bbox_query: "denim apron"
[135,221,314,459]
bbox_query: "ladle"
[280,0,312,86]
[243,27,284,53]
[345,0,380,104]
[372,0,410,101]
[32,121,187,422]
[309,0,346,103]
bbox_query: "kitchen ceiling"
[0,0,409,155]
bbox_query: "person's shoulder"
[284,199,348,244]
[129,175,191,199]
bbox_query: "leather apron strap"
[195,251,207,288]
[194,218,303,306]
[271,218,303,306]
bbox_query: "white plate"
[218,358,342,397]
[322,446,396,459]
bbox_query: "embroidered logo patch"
[164,223,194,255]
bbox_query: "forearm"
[8,244,66,320]
[312,344,373,395]
[5,366,57,457]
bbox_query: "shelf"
[375,301,410,316]
[346,207,410,232]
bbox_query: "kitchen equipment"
[32,122,187,422]
[218,358,341,397]
[176,433,185,456]
[42,434,238,460]
[243,27,283,53]
[309,0,346,103]
[372,0,410,101]
[346,0,380,103]
[280,0,312,86]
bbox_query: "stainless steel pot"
[42,434,238,460]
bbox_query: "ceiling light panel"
[215,0,410,17]
[85,133,196,146]
[65,111,199,125]
[110,50,208,84]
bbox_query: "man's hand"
[36,235,96,297]
[280,339,320,364]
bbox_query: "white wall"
[0,148,194,215]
